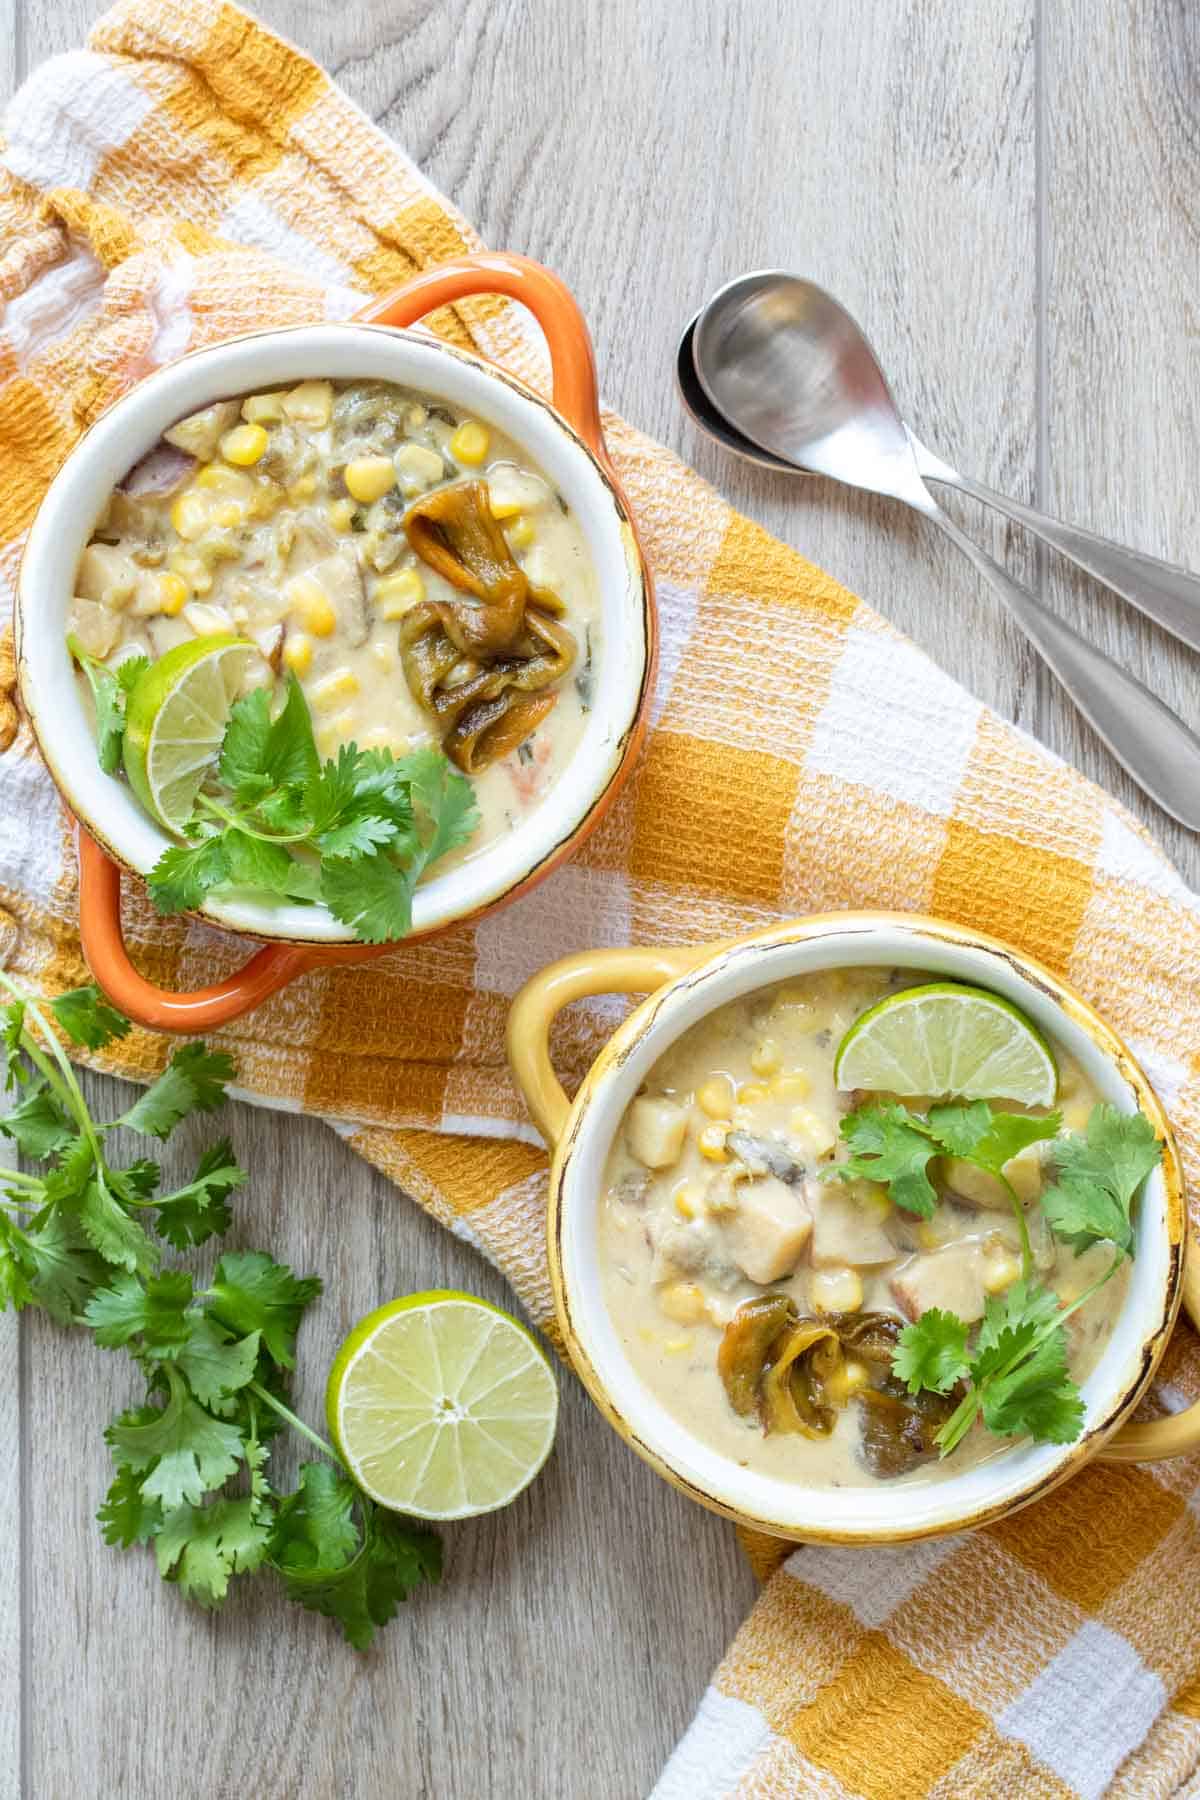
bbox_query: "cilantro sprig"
[0,976,439,1643]
[852,1094,1165,1456]
[144,676,479,942]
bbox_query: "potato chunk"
[807,1181,895,1266]
[891,1243,987,1323]
[719,1175,812,1284]
[67,598,120,658]
[164,400,239,460]
[627,1097,688,1170]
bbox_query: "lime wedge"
[326,1291,558,1520]
[833,981,1058,1106]
[122,635,252,833]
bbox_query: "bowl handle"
[506,945,716,1145]
[358,252,610,468]
[1099,1242,1200,1461]
[77,831,350,1033]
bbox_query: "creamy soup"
[68,378,601,860]
[599,968,1127,1487]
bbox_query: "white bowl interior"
[17,326,646,942]
[558,924,1174,1539]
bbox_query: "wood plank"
[1042,4,1200,888]
[0,1137,22,1800]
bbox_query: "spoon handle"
[927,503,1200,829]
[912,435,1200,657]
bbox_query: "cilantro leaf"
[0,1217,35,1311]
[97,1463,164,1547]
[105,1374,244,1509]
[0,1079,75,1158]
[825,1103,939,1217]
[218,688,275,799]
[68,636,128,773]
[928,1102,1060,1175]
[1041,1104,1161,1259]
[116,655,151,695]
[50,984,133,1051]
[220,829,296,893]
[153,1139,246,1250]
[116,1043,236,1139]
[21,1210,108,1322]
[174,1316,261,1412]
[970,1278,1064,1377]
[320,847,419,944]
[893,1309,971,1395]
[77,1175,159,1274]
[207,1251,322,1368]
[281,860,323,903]
[269,1463,441,1649]
[402,745,481,864]
[147,837,231,914]
[317,812,404,860]
[84,1270,194,1355]
[979,1332,1084,1444]
[155,1496,273,1606]
[264,675,320,792]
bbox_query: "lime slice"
[326,1291,558,1520]
[122,635,252,833]
[833,981,1058,1105]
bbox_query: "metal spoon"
[686,272,1200,830]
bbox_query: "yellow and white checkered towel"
[4,5,1200,1794]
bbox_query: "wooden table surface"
[4,3,1200,1796]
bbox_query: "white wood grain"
[5,0,1198,1794]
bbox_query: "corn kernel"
[195,463,253,496]
[664,1336,693,1355]
[672,1182,703,1220]
[505,515,535,550]
[210,500,244,529]
[369,639,396,673]
[983,1253,1022,1294]
[157,573,188,615]
[218,423,268,467]
[282,380,333,428]
[374,567,426,620]
[750,1039,781,1077]
[697,1123,729,1162]
[772,1070,812,1100]
[170,491,210,541]
[282,632,313,675]
[658,1280,707,1325]
[450,420,490,465]
[696,1074,734,1119]
[789,1105,837,1155]
[285,574,337,637]
[1062,1099,1092,1133]
[343,456,397,504]
[490,494,522,521]
[737,1083,768,1105]
[315,723,341,758]
[916,1220,944,1250]
[327,498,357,533]
[241,391,286,425]
[811,1267,863,1314]
[311,668,360,712]
[857,1182,892,1222]
[167,548,211,595]
[287,474,318,503]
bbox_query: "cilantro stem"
[249,1380,342,1466]
[0,974,100,1161]
[998,1171,1033,1281]
[0,1164,49,1190]
[193,793,310,846]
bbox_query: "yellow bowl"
[507,912,1194,1544]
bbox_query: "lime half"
[122,635,252,833]
[326,1291,559,1520]
[833,981,1058,1106]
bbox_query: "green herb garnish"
[856,1097,1164,1456]
[67,637,148,773]
[144,676,479,942]
[0,975,440,1641]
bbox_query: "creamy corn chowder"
[600,968,1126,1487]
[69,378,600,858]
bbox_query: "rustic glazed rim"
[514,913,1191,1543]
